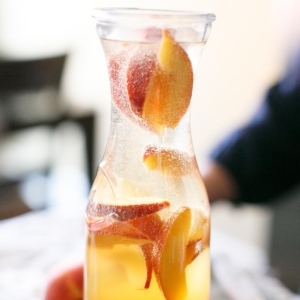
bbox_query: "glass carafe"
[85,8,215,300]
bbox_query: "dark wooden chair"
[0,55,96,218]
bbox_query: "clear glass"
[85,8,215,300]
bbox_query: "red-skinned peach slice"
[123,30,193,134]
[140,243,154,289]
[109,51,130,114]
[108,47,158,134]
[86,200,170,222]
[142,30,193,133]
[87,215,155,289]
[127,212,164,241]
[127,49,157,116]
[185,239,202,266]
[86,201,169,289]
[128,213,165,288]
[87,215,149,241]
[143,146,192,177]
[153,207,192,300]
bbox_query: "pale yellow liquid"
[85,37,210,300]
[85,233,210,300]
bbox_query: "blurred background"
[0,0,299,294]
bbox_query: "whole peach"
[44,264,84,300]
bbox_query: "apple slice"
[153,207,192,300]
[143,146,192,177]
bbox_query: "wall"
[0,0,292,161]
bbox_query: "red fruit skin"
[109,52,126,111]
[44,264,84,300]
[108,49,157,133]
[126,50,157,116]
[86,201,170,222]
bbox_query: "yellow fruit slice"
[154,207,192,300]
[88,231,152,289]
[143,146,192,177]
[185,210,209,265]
[189,209,207,242]
[121,244,151,289]
[142,30,193,134]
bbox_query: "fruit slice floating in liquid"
[128,212,164,241]
[87,212,164,289]
[123,30,193,134]
[140,243,154,289]
[109,50,132,120]
[86,199,170,222]
[122,244,152,289]
[153,207,192,300]
[88,215,149,241]
[189,209,206,242]
[143,146,192,177]
[185,210,209,265]
[86,202,169,290]
[142,30,193,134]
[127,49,157,117]
[94,241,152,290]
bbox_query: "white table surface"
[0,205,299,300]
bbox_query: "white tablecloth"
[0,206,85,300]
[0,205,299,300]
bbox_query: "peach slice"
[125,30,193,134]
[153,207,192,300]
[86,199,170,222]
[109,47,159,133]
[189,209,207,242]
[95,241,153,290]
[185,210,209,265]
[143,146,192,177]
[121,244,152,289]
[109,50,133,120]
[142,30,193,133]
[140,243,154,289]
[127,212,164,241]
[185,240,202,266]
[87,216,154,289]
[127,49,157,116]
